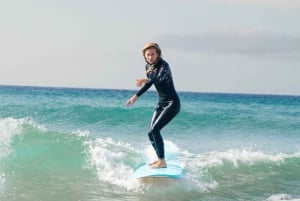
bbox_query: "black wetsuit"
[136,58,180,159]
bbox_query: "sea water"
[0,85,299,201]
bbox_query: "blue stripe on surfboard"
[133,163,183,178]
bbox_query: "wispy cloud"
[157,31,300,59]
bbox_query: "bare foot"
[150,159,167,168]
[148,160,158,166]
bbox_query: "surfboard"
[134,163,183,179]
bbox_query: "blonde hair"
[142,42,162,57]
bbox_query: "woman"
[126,43,180,168]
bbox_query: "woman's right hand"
[126,95,138,107]
[136,78,148,87]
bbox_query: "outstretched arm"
[126,72,153,107]
[126,94,138,107]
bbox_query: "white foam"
[207,149,287,167]
[178,148,300,192]
[86,137,142,191]
[0,117,47,158]
[87,139,300,193]
[144,140,181,165]
[71,129,90,137]
[266,194,300,201]
[184,149,300,168]
[0,117,25,158]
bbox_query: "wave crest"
[0,117,45,158]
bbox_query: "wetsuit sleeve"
[135,79,153,97]
[135,65,153,97]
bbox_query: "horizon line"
[0,84,299,98]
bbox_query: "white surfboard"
[134,163,183,179]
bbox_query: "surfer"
[126,43,180,168]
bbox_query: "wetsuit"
[136,58,180,159]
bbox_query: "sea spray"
[0,117,46,159]
[86,137,141,191]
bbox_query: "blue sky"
[1,0,300,95]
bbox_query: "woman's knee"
[148,124,160,136]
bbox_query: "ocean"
[0,85,299,201]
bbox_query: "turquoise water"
[0,85,300,201]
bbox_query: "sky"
[1,0,300,95]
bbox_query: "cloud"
[156,31,300,58]
[200,0,300,8]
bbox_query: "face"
[144,48,159,64]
